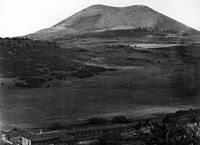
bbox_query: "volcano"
[27,4,198,40]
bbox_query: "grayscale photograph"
[0,0,200,144]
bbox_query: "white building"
[21,131,65,145]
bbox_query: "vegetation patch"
[72,65,108,78]
[87,117,108,125]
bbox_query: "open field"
[0,81,199,128]
[130,43,182,49]
[0,35,200,129]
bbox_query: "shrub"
[111,116,131,124]
[87,117,107,124]
[142,121,200,145]
[134,122,143,130]
[190,113,200,123]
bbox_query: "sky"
[0,0,200,37]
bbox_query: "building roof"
[24,131,63,142]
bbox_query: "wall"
[22,137,31,145]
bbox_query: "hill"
[26,4,198,40]
[0,38,113,88]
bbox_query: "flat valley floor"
[1,35,200,128]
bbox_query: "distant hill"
[26,4,198,40]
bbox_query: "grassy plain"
[0,35,200,128]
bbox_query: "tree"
[190,113,200,123]
[142,120,200,145]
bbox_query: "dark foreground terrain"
[1,109,200,145]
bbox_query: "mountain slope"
[27,4,198,40]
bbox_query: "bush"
[142,121,200,145]
[134,122,143,130]
[72,65,107,78]
[111,116,131,124]
[87,117,108,124]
